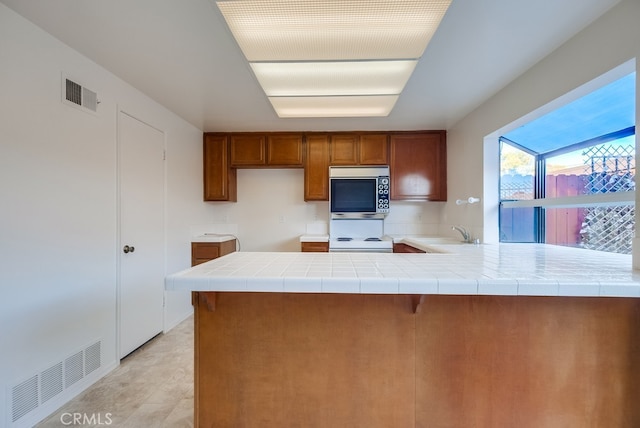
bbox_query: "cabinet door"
[390,132,446,201]
[304,134,330,201]
[204,134,237,201]
[301,241,329,252]
[267,134,303,167]
[360,134,388,165]
[330,134,359,165]
[393,243,426,253]
[230,134,266,166]
[191,240,237,266]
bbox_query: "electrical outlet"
[279,215,285,223]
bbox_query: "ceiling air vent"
[63,76,98,113]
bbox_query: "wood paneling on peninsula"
[193,292,640,427]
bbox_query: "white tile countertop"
[165,242,640,298]
[299,234,329,242]
[191,233,238,243]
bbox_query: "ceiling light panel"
[268,95,399,118]
[250,60,417,96]
[216,0,452,61]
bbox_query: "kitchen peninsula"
[166,242,640,427]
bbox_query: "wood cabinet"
[393,243,426,253]
[203,133,236,201]
[390,131,447,201]
[267,134,304,166]
[330,133,388,165]
[204,130,444,203]
[231,133,303,167]
[305,132,390,201]
[330,134,359,165]
[304,134,330,201]
[230,134,266,166]
[359,133,389,165]
[301,241,329,252]
[191,240,236,266]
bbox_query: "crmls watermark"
[60,412,113,426]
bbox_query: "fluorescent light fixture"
[268,95,399,118]
[215,0,452,117]
[250,60,417,96]
[216,0,451,61]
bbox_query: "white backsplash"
[201,169,446,251]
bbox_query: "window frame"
[499,126,636,245]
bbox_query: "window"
[499,72,636,254]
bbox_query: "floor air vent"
[63,77,98,113]
[8,340,102,426]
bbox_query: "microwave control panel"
[377,176,390,213]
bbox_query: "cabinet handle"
[123,245,135,254]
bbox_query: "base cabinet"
[393,243,426,253]
[191,240,236,266]
[300,241,329,252]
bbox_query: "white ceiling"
[1,0,621,132]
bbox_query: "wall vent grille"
[8,340,102,426]
[85,342,101,375]
[11,377,38,423]
[64,352,84,388]
[40,363,63,404]
[63,77,98,113]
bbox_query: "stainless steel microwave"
[329,166,390,216]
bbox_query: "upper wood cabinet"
[230,134,265,166]
[267,134,304,166]
[230,133,303,167]
[390,131,447,201]
[359,134,389,165]
[203,133,237,201]
[329,133,388,165]
[330,134,359,165]
[204,130,444,203]
[304,134,330,201]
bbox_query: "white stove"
[328,217,393,253]
[329,236,393,253]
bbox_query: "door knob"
[123,245,135,254]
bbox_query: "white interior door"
[118,111,165,358]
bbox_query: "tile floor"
[36,316,194,428]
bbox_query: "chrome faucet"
[452,225,472,243]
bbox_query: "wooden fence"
[500,174,585,245]
[545,174,585,246]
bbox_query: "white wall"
[0,5,212,427]
[191,169,445,251]
[445,0,639,251]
